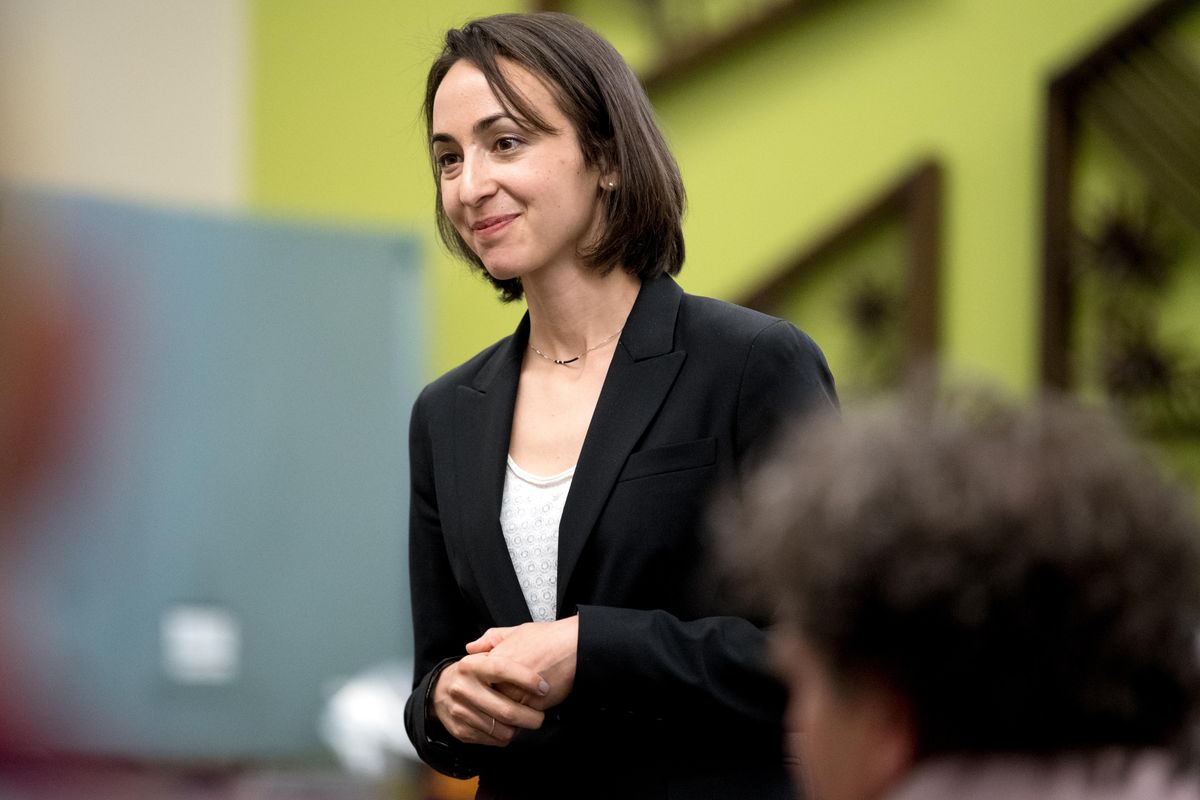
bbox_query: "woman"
[404,12,837,799]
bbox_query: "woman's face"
[431,59,609,285]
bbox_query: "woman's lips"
[471,214,518,238]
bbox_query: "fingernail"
[538,680,550,696]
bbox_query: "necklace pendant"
[530,326,622,367]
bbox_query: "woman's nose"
[458,154,497,207]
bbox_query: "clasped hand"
[431,615,579,746]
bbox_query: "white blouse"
[499,456,575,622]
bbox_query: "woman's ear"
[595,146,618,193]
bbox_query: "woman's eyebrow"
[431,113,516,146]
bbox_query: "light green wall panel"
[252,0,1171,388]
[631,0,1157,393]
[250,0,525,378]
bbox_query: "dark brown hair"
[727,390,1200,758]
[423,12,685,302]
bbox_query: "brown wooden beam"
[1040,80,1078,389]
[1039,0,1200,390]
[1051,0,1197,94]
[643,0,839,95]
[904,161,941,365]
[740,159,942,373]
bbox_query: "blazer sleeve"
[735,320,838,469]
[571,320,838,725]
[403,387,490,778]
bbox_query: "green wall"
[250,0,526,375]
[251,0,1163,389]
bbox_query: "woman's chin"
[481,261,525,284]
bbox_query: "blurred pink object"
[0,241,80,754]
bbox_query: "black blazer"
[405,275,837,800]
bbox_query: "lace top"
[499,456,575,622]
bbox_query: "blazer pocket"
[618,437,717,483]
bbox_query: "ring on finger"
[489,717,496,736]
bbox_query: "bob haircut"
[727,390,1200,758]
[423,12,685,303]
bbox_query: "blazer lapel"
[556,276,686,611]
[453,316,534,626]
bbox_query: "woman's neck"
[522,266,641,358]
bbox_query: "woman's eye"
[495,136,522,153]
[436,153,461,173]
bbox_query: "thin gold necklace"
[529,328,622,366]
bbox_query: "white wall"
[0,0,247,209]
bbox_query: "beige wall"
[0,0,247,210]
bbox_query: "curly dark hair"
[727,390,1200,758]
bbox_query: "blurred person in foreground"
[726,391,1200,800]
[0,240,75,758]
